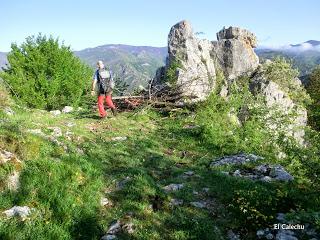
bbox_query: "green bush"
[195,76,275,156]
[306,65,320,131]
[261,57,311,106]
[0,81,11,108]
[165,58,183,86]
[0,34,93,110]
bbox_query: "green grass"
[0,105,319,240]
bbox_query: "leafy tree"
[306,65,320,130]
[0,34,92,110]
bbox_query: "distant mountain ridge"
[291,40,320,47]
[74,44,167,91]
[255,40,320,76]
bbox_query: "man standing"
[91,60,117,118]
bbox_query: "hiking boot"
[100,113,107,120]
[111,108,117,116]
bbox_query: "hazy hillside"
[74,44,167,91]
[0,52,7,69]
[256,40,320,76]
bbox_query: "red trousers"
[97,94,115,117]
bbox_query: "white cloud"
[258,42,320,52]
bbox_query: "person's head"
[97,60,105,69]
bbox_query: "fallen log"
[112,95,145,100]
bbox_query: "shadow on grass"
[71,214,104,240]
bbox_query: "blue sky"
[1,0,319,51]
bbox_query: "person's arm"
[92,79,97,91]
[91,71,98,95]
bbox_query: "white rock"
[183,124,199,129]
[276,213,286,222]
[50,110,61,116]
[66,122,76,127]
[7,171,20,191]
[76,148,84,155]
[163,183,184,192]
[116,176,131,190]
[275,230,297,240]
[3,206,32,220]
[260,176,273,183]
[100,197,111,207]
[4,107,14,115]
[227,229,240,240]
[48,127,62,137]
[101,235,116,240]
[190,201,207,208]
[0,149,14,164]
[183,171,194,176]
[257,229,265,237]
[107,220,121,234]
[122,222,134,234]
[266,233,274,239]
[233,170,242,176]
[111,136,127,141]
[270,165,294,181]
[26,129,45,137]
[170,198,183,206]
[62,106,73,113]
[254,164,268,174]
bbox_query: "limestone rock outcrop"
[153,20,308,145]
[153,20,259,101]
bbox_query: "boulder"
[210,153,263,167]
[4,107,14,115]
[269,165,294,181]
[3,206,33,220]
[170,198,184,206]
[100,197,112,207]
[62,106,73,113]
[48,127,62,137]
[111,136,127,141]
[0,149,17,164]
[7,171,20,191]
[101,235,116,240]
[50,110,61,116]
[190,201,207,209]
[163,183,184,192]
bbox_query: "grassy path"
[0,108,318,239]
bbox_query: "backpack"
[98,68,115,92]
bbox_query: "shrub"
[306,65,320,131]
[0,80,11,108]
[261,57,311,106]
[0,34,93,110]
[165,58,183,86]
[195,76,275,156]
